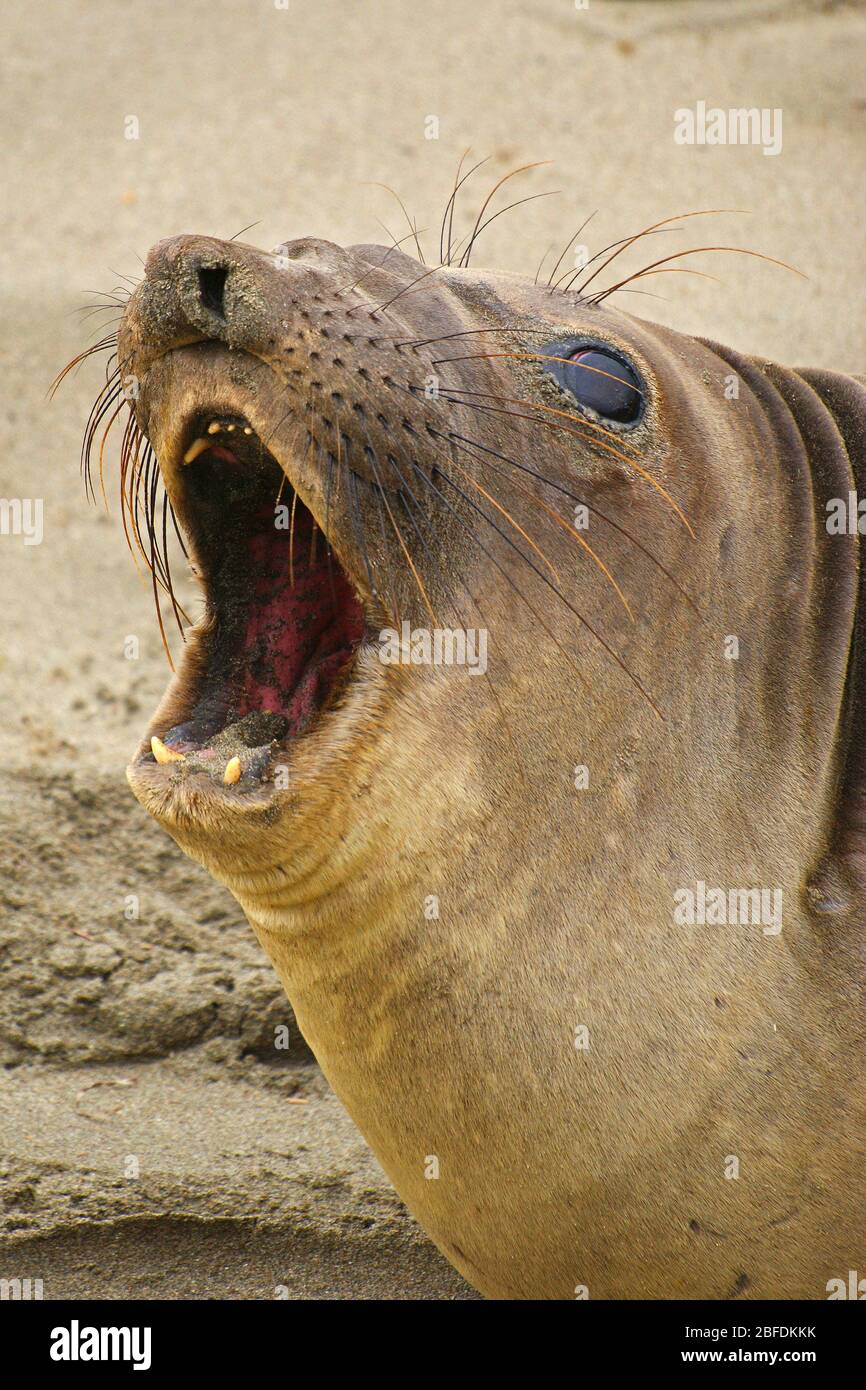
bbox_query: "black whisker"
[432,458,662,718]
[458,189,560,269]
[440,428,701,617]
[440,151,490,266]
[545,212,596,288]
[458,161,551,270]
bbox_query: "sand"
[0,0,863,1299]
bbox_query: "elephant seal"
[73,225,865,1299]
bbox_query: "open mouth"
[146,412,367,790]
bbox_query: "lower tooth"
[183,437,210,464]
[223,756,242,784]
[151,735,184,764]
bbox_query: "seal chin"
[126,364,375,826]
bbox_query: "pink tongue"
[239,529,364,736]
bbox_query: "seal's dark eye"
[543,346,643,424]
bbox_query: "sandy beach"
[1,0,863,1299]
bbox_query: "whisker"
[545,212,597,288]
[362,264,444,318]
[443,452,563,585]
[457,189,561,268]
[436,428,634,619]
[341,227,431,296]
[161,487,188,638]
[408,460,591,701]
[590,245,804,304]
[346,466,378,599]
[49,334,119,399]
[366,451,438,626]
[553,224,682,294]
[363,182,426,264]
[440,151,490,266]
[397,483,531,793]
[574,207,747,295]
[425,387,694,537]
[229,220,262,242]
[434,464,662,717]
[442,427,702,616]
[458,161,552,269]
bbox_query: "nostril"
[198,265,228,319]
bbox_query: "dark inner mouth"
[153,414,366,785]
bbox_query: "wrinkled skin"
[116,232,865,1298]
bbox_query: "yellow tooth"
[207,421,221,434]
[226,423,236,432]
[151,735,184,765]
[223,756,242,785]
[183,437,210,464]
[243,426,253,435]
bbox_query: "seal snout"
[131,234,279,358]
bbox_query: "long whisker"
[435,428,634,619]
[431,463,662,718]
[408,460,591,701]
[387,361,699,609]
[341,227,431,296]
[346,466,379,599]
[553,225,682,294]
[366,453,438,626]
[545,211,597,288]
[457,189,561,267]
[441,151,491,265]
[590,245,805,304]
[363,264,443,319]
[395,423,654,708]
[363,182,426,264]
[420,386,695,536]
[97,399,129,511]
[575,208,747,295]
[397,484,531,793]
[229,220,262,242]
[49,334,119,398]
[442,427,702,617]
[161,486,189,638]
[458,161,552,269]
[443,452,563,585]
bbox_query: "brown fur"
[114,233,865,1299]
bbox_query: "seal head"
[99,231,866,1298]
